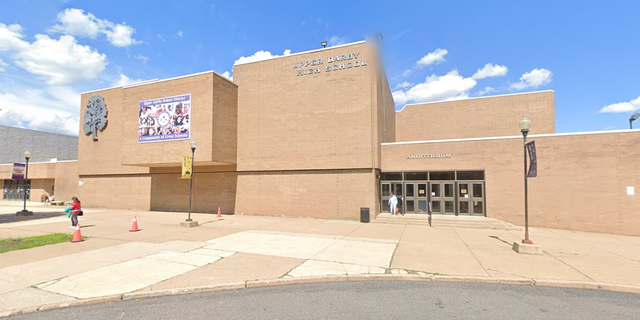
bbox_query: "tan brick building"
[2,40,638,236]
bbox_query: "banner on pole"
[181,155,192,179]
[12,163,25,180]
[526,141,537,178]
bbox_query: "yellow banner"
[182,155,192,179]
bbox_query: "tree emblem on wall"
[83,95,108,141]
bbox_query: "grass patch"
[0,233,73,254]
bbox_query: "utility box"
[360,207,370,223]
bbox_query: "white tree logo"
[83,95,108,141]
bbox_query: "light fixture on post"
[181,140,199,227]
[629,113,640,129]
[519,116,532,244]
[17,150,33,216]
[321,41,327,48]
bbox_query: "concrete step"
[372,213,522,230]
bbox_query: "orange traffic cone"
[217,206,222,218]
[130,216,140,232]
[71,225,83,242]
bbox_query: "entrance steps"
[372,213,521,230]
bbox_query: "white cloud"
[327,36,349,46]
[49,8,101,38]
[177,31,184,38]
[478,87,497,95]
[111,74,141,86]
[416,48,447,67]
[1,23,107,85]
[13,34,107,85]
[0,85,81,135]
[134,54,149,63]
[472,63,508,79]
[392,69,477,105]
[0,57,7,71]
[599,96,640,113]
[394,81,413,90]
[221,71,232,80]
[234,49,291,65]
[510,68,552,90]
[157,34,165,42]
[50,8,140,47]
[0,23,29,51]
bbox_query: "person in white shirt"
[388,192,398,215]
[45,193,55,205]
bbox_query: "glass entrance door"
[2,179,30,201]
[403,182,429,214]
[457,182,485,216]
[430,182,455,214]
[381,182,403,213]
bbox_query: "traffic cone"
[71,225,83,242]
[217,206,222,218]
[130,216,140,232]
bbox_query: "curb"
[2,275,640,317]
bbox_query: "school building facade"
[1,40,638,236]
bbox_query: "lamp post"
[17,150,33,216]
[629,113,640,129]
[321,41,327,48]
[519,116,532,244]
[186,140,196,222]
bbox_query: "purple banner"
[138,93,191,143]
[12,163,25,180]
[526,141,537,178]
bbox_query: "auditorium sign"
[406,154,452,159]
[292,52,367,76]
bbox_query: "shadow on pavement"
[489,235,512,246]
[0,211,66,224]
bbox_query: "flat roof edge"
[233,40,367,67]
[382,129,640,146]
[395,90,555,112]
[82,70,237,94]
[0,159,78,166]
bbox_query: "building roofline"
[395,89,555,112]
[0,124,78,138]
[233,40,367,67]
[0,159,78,166]
[381,128,640,146]
[81,70,237,95]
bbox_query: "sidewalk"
[1,201,639,316]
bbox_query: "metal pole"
[22,157,29,212]
[630,119,633,130]
[523,133,532,244]
[187,148,194,222]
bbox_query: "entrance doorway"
[457,182,485,216]
[430,182,455,214]
[380,182,403,213]
[2,179,30,201]
[404,182,429,214]
[380,171,486,216]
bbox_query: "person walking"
[388,192,398,215]
[67,197,82,228]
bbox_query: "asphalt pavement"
[5,281,640,320]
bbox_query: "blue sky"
[1,0,639,135]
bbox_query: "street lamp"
[186,140,196,222]
[17,150,33,216]
[321,41,327,48]
[519,116,532,244]
[629,113,640,129]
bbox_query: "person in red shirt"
[69,197,82,228]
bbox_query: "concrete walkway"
[1,201,639,317]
